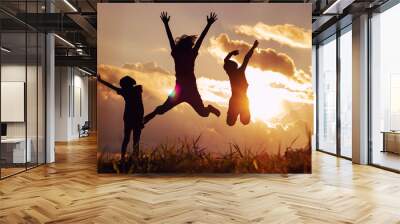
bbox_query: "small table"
[381,131,400,154]
[1,138,31,164]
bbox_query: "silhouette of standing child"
[144,11,220,124]
[97,74,144,169]
[223,40,258,126]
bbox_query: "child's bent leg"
[191,103,210,117]
[144,96,179,124]
[207,105,221,117]
[188,95,220,117]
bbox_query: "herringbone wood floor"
[1,135,400,224]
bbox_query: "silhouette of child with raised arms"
[97,74,144,169]
[144,11,220,124]
[223,40,258,126]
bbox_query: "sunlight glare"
[246,69,283,125]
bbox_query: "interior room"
[0,20,46,178]
[54,66,93,142]
[1,0,400,223]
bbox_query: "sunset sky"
[98,3,312,154]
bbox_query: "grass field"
[97,134,311,174]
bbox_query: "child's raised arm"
[240,40,258,71]
[160,12,175,50]
[97,74,120,92]
[193,12,217,53]
[224,50,239,64]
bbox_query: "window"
[339,28,352,158]
[317,36,337,154]
[370,3,400,171]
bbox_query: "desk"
[1,138,31,163]
[381,131,400,154]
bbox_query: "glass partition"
[0,2,46,179]
[370,3,400,171]
[317,35,337,154]
[1,31,28,177]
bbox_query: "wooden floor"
[1,135,400,224]
[1,167,26,178]
[372,151,400,171]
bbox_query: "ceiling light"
[1,47,11,53]
[78,67,93,76]
[54,34,75,48]
[63,0,78,12]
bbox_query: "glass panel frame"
[0,1,47,179]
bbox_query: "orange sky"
[98,3,313,154]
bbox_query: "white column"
[352,14,369,164]
[46,32,55,163]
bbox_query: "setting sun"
[196,67,312,126]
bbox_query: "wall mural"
[97,3,313,174]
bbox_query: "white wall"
[1,63,46,163]
[55,66,70,141]
[55,67,89,141]
[1,65,27,139]
[1,65,39,137]
[72,73,89,138]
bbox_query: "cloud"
[98,63,175,104]
[293,69,312,84]
[98,64,313,155]
[207,34,313,105]
[151,47,169,53]
[235,23,311,49]
[122,62,171,75]
[270,82,313,103]
[209,34,296,80]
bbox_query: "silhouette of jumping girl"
[223,40,258,126]
[97,74,144,168]
[144,12,221,124]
